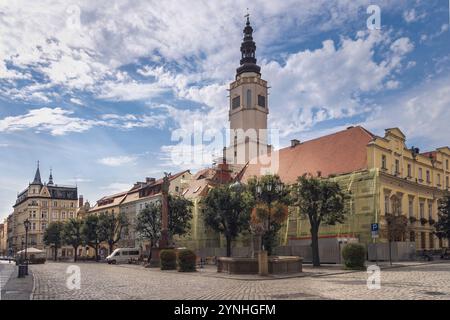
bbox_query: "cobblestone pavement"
[30,261,450,300]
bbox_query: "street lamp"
[24,219,31,275]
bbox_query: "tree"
[247,174,290,255]
[62,218,83,262]
[291,175,348,267]
[97,212,128,254]
[435,196,450,241]
[202,183,253,257]
[135,202,162,262]
[168,195,194,238]
[81,215,101,261]
[136,197,193,262]
[43,221,64,261]
[382,213,408,265]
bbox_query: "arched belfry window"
[247,89,252,108]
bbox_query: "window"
[447,159,449,170]
[41,211,47,219]
[69,212,74,219]
[409,231,415,242]
[53,201,57,207]
[418,168,423,181]
[32,223,36,231]
[42,200,47,207]
[175,186,179,192]
[41,223,46,230]
[407,164,412,177]
[430,233,434,249]
[257,95,266,108]
[395,159,400,175]
[447,176,449,189]
[426,170,430,183]
[232,96,240,109]
[437,174,441,186]
[71,202,74,208]
[61,212,66,219]
[419,202,424,219]
[408,198,414,217]
[52,212,58,219]
[381,155,387,170]
[246,89,252,108]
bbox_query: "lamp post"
[254,179,284,276]
[24,219,31,275]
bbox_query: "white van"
[106,248,140,264]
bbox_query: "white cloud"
[100,182,132,193]
[403,9,427,23]
[70,97,84,106]
[0,0,411,103]
[0,107,167,135]
[0,107,98,135]
[261,31,414,136]
[364,75,450,146]
[97,155,138,167]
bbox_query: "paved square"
[28,261,450,300]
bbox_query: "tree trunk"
[95,243,99,262]
[389,240,392,266]
[54,245,57,261]
[147,240,153,263]
[74,246,78,262]
[226,235,232,257]
[311,224,320,267]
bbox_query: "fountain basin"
[217,256,303,275]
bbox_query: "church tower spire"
[32,161,42,185]
[225,14,270,165]
[236,14,261,78]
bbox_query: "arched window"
[246,89,252,108]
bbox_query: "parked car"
[106,248,141,264]
[441,248,450,260]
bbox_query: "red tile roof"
[240,126,375,184]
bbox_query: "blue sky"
[1,0,450,220]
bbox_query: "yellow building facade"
[368,128,450,250]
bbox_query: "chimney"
[291,139,301,147]
[146,177,156,184]
[78,195,83,208]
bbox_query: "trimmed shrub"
[177,249,196,272]
[160,249,177,270]
[342,243,366,270]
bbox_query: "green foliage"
[342,243,366,270]
[62,218,83,260]
[160,249,177,270]
[81,215,101,260]
[168,195,194,237]
[136,197,193,247]
[177,249,196,272]
[202,183,253,257]
[384,214,408,241]
[97,212,128,253]
[291,175,348,266]
[136,202,162,245]
[43,221,64,261]
[436,196,450,240]
[247,174,290,254]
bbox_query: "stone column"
[258,250,268,276]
